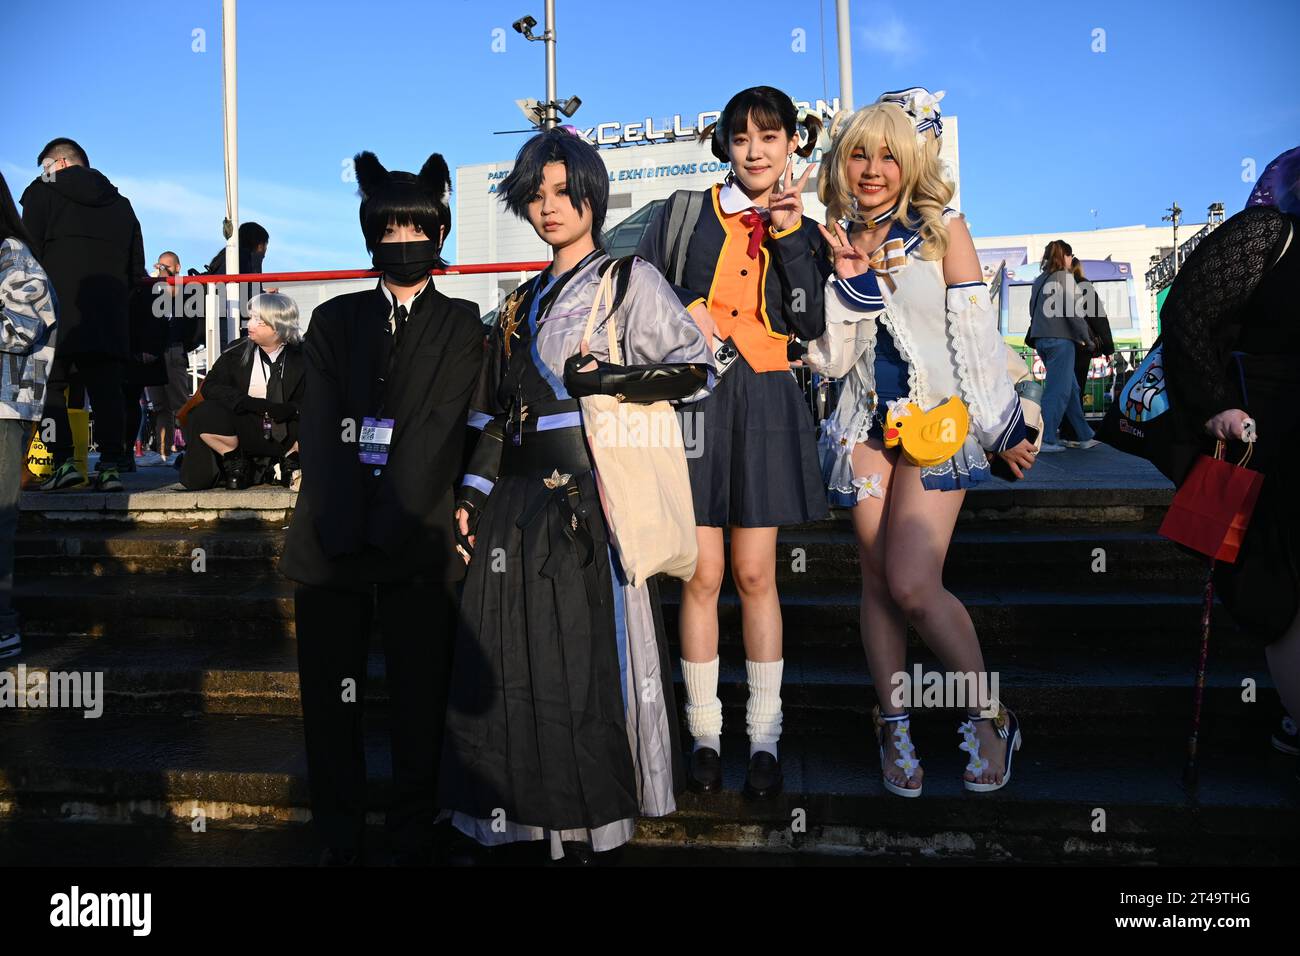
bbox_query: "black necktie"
[260,349,287,442]
[392,303,410,353]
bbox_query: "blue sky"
[7,0,1298,273]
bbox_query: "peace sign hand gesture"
[768,162,815,234]
[817,219,870,280]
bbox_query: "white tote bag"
[576,268,698,587]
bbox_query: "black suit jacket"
[200,337,306,428]
[279,280,484,589]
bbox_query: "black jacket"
[200,336,306,426]
[1076,280,1115,356]
[279,280,484,589]
[20,166,145,358]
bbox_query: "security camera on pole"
[512,2,581,131]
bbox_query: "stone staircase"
[2,477,1297,866]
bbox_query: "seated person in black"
[179,292,304,490]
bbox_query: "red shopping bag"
[1158,441,1263,564]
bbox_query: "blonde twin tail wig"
[817,102,955,260]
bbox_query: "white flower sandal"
[957,701,1022,793]
[873,705,922,798]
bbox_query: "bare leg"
[200,433,238,455]
[883,461,1009,786]
[680,527,725,663]
[848,438,921,791]
[731,527,781,662]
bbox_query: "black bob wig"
[354,151,452,264]
[498,128,610,243]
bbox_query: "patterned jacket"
[0,237,58,422]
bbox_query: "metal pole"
[835,0,854,112]
[543,0,557,129]
[222,0,240,344]
[1171,206,1179,279]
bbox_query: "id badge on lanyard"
[359,417,395,469]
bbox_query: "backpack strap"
[665,189,706,287]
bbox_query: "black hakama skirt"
[438,442,685,852]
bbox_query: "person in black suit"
[278,150,484,866]
[178,292,305,490]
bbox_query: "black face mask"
[372,239,440,284]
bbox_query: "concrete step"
[14,523,1207,588]
[1,714,1293,864]
[19,481,1175,531]
[12,573,1242,651]
[4,633,1277,744]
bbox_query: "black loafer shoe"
[688,747,723,793]
[743,750,783,800]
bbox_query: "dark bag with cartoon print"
[1096,337,1199,483]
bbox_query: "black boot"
[220,450,250,490]
[279,453,301,488]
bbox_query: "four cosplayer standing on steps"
[0,172,58,664]
[636,87,830,799]
[805,89,1037,797]
[280,151,484,866]
[439,128,713,863]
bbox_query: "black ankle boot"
[220,450,250,490]
[279,453,301,488]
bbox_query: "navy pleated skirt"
[682,354,829,528]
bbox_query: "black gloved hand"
[266,402,297,422]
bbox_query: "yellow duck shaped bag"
[882,396,970,467]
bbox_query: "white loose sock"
[681,657,722,753]
[746,659,783,760]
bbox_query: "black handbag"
[1095,337,1200,483]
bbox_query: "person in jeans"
[1025,240,1096,452]
[0,171,58,660]
[20,137,145,491]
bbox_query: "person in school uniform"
[439,127,713,864]
[278,150,484,865]
[635,86,830,799]
[807,88,1037,797]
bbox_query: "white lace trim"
[877,307,927,409]
[945,283,1009,447]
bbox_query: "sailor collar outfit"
[807,206,1027,502]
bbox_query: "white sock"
[746,659,783,760]
[681,657,722,753]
